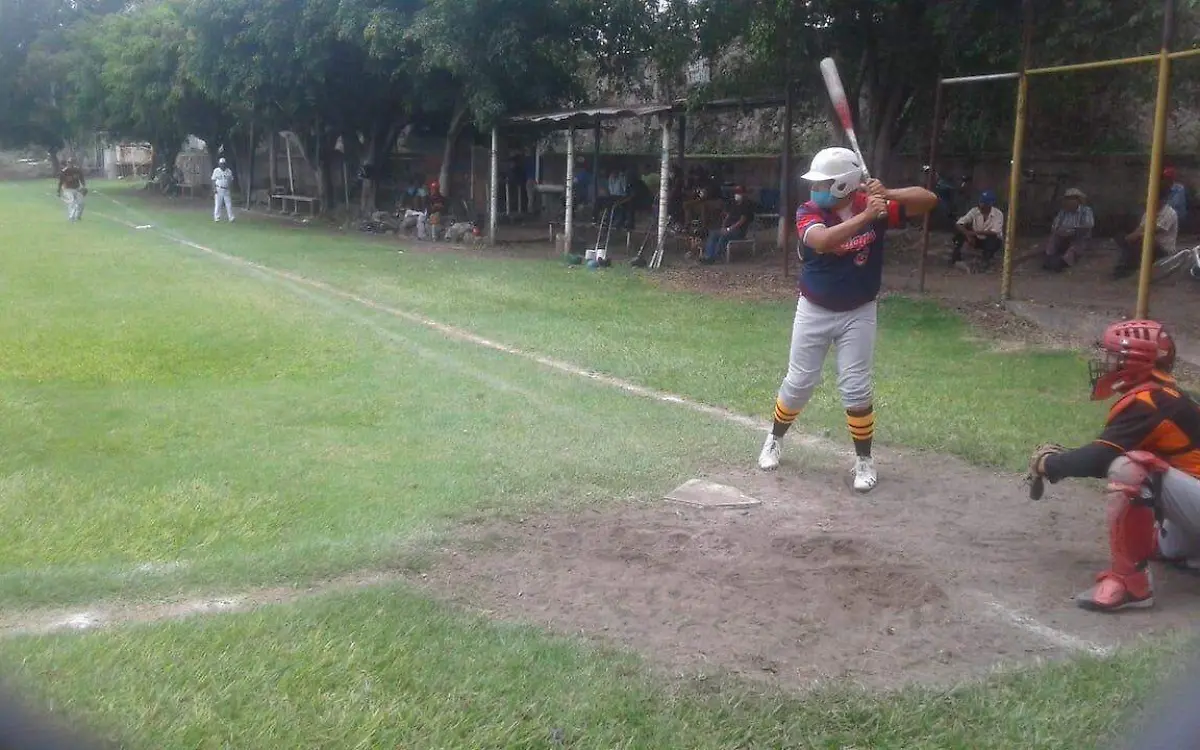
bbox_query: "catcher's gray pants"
[1142,462,1200,559]
[213,188,234,221]
[63,188,84,221]
[775,296,876,413]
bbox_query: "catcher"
[1028,319,1200,612]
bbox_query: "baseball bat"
[819,57,870,180]
[819,56,887,219]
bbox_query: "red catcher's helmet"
[1089,319,1176,400]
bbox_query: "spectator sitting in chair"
[1042,187,1094,272]
[700,186,755,265]
[951,189,1003,268]
[1114,171,1178,280]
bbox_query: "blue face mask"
[811,190,838,208]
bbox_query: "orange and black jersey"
[1044,379,1200,482]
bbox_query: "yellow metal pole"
[1136,0,1176,319]
[918,81,944,295]
[1001,76,1027,301]
[1001,0,1033,301]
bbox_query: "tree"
[74,2,230,172]
[398,0,660,196]
[684,0,1195,176]
[0,0,123,163]
[184,0,418,209]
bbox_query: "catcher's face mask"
[1089,346,1153,401]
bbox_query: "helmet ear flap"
[829,171,862,199]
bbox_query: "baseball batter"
[758,147,937,491]
[1029,319,1200,612]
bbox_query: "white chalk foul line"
[978,597,1113,657]
[94,199,836,452]
[2,573,397,638]
[87,199,1111,657]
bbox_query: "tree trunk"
[359,120,400,214]
[268,132,278,192]
[229,127,253,198]
[867,84,907,180]
[439,99,470,198]
[244,122,257,208]
[312,126,337,213]
[46,147,60,175]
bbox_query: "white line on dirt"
[979,598,1113,656]
[82,197,1110,657]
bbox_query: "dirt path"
[413,452,1200,691]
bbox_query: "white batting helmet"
[801,147,863,198]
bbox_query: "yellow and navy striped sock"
[772,398,801,437]
[846,407,875,457]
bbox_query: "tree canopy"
[1,0,1197,199]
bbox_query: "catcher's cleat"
[1076,570,1154,612]
[758,434,781,471]
[853,457,878,493]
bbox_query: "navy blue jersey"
[795,192,905,312]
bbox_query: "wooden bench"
[270,194,320,216]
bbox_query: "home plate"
[664,479,761,509]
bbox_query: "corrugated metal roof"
[506,104,674,126]
[504,96,787,129]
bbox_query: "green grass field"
[0,180,1176,748]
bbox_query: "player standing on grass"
[212,157,235,222]
[56,158,87,222]
[757,147,937,491]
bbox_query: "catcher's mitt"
[1026,442,1065,500]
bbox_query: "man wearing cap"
[1114,170,1178,280]
[951,189,1004,268]
[1043,187,1095,272]
[700,185,755,264]
[211,157,235,222]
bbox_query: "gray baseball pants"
[775,296,877,415]
[1154,465,1200,559]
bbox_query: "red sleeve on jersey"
[795,202,825,244]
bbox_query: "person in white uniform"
[211,157,235,222]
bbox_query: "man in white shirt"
[1114,171,1178,280]
[951,189,1004,268]
[211,157,235,222]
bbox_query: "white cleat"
[853,457,878,493]
[758,434,782,471]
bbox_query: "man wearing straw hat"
[1043,187,1095,272]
